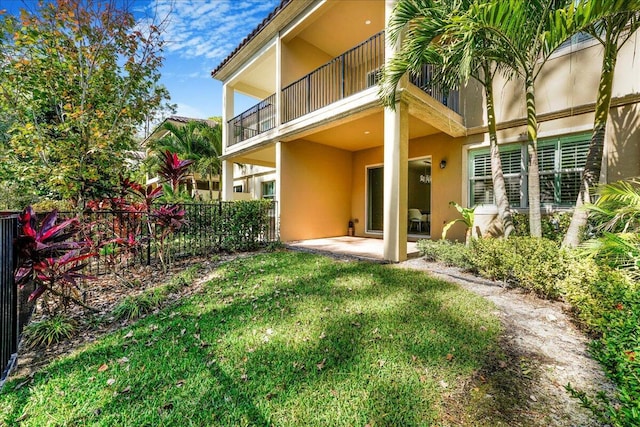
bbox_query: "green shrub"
[558,253,640,426]
[469,237,567,298]
[512,211,575,242]
[215,200,275,252]
[23,315,76,348]
[567,290,640,426]
[589,295,640,426]
[31,199,74,213]
[559,255,636,331]
[416,239,472,270]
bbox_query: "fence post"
[146,208,151,266]
[1,215,18,388]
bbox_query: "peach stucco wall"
[279,140,353,241]
[350,134,466,243]
[281,38,333,88]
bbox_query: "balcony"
[282,31,385,123]
[228,94,276,147]
[410,64,460,114]
[226,31,460,147]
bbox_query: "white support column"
[383,102,409,262]
[275,34,282,128]
[383,0,408,262]
[221,82,234,151]
[275,141,283,239]
[221,160,234,201]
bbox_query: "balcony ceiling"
[292,0,385,57]
[301,111,440,152]
[231,46,276,98]
[233,144,276,168]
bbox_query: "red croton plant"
[14,206,97,312]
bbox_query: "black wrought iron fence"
[1,215,35,388]
[57,201,278,275]
[0,201,276,387]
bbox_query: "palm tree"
[581,178,640,280]
[456,0,586,237]
[195,119,223,200]
[380,0,516,237]
[462,0,639,237]
[150,119,223,200]
[563,10,640,247]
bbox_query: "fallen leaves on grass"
[316,358,326,371]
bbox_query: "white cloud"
[140,0,280,62]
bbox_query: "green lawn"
[0,251,501,426]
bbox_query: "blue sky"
[1,0,281,120]
[137,0,281,120]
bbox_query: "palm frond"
[582,232,640,280]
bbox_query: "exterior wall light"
[439,159,447,169]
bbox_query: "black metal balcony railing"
[410,64,460,114]
[226,30,461,147]
[281,31,385,123]
[228,93,276,147]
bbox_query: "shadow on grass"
[1,251,518,426]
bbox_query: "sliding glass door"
[367,166,384,232]
[366,157,432,235]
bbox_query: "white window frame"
[468,133,590,208]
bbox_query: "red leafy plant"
[158,150,193,194]
[84,179,163,280]
[14,206,97,312]
[152,204,187,272]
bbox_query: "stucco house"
[212,0,640,262]
[143,115,276,201]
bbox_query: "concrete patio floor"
[286,236,420,262]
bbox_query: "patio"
[286,236,420,262]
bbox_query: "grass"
[0,252,501,426]
[111,264,204,321]
[21,315,76,348]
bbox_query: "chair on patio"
[408,209,424,232]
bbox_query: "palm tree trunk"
[563,40,618,247]
[484,68,514,237]
[525,72,542,237]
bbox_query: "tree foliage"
[149,118,223,200]
[0,0,170,207]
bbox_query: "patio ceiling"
[297,111,440,152]
[232,144,276,167]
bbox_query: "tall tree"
[0,0,170,207]
[563,10,640,247]
[457,0,576,237]
[380,0,516,236]
[460,0,638,237]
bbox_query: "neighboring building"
[212,0,640,261]
[143,115,275,200]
